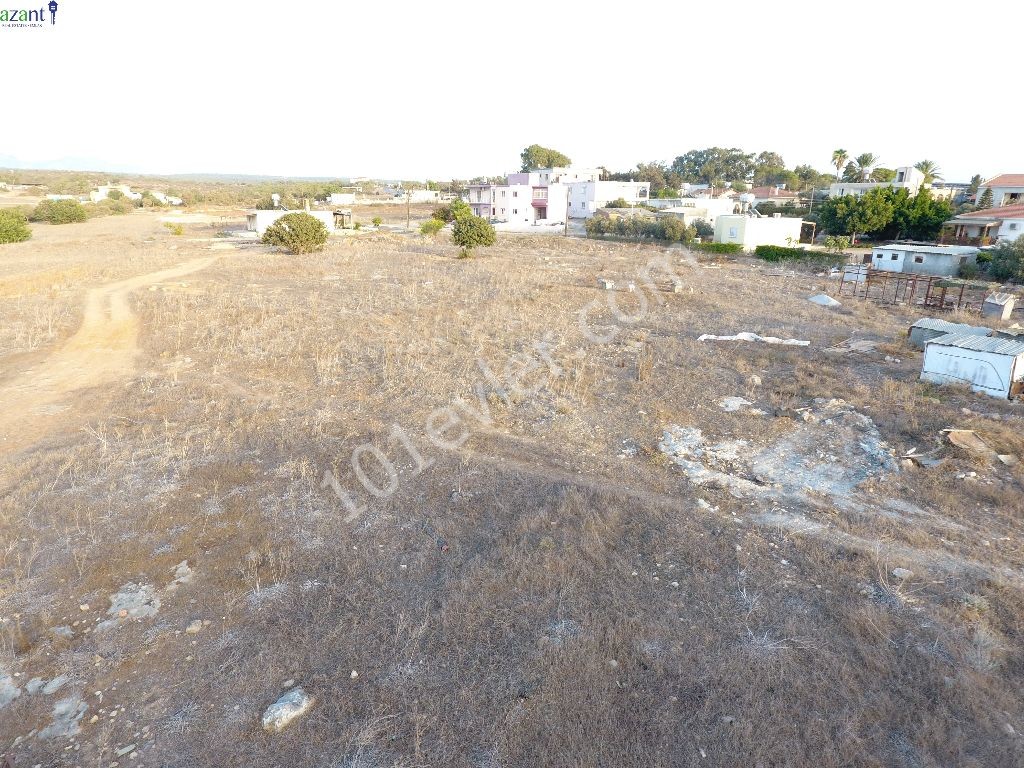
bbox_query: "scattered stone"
[39,694,88,739]
[998,454,1018,467]
[42,675,69,695]
[1003,723,1016,736]
[26,677,45,694]
[891,568,914,581]
[0,671,20,709]
[671,278,684,293]
[608,660,619,669]
[748,374,762,387]
[596,277,614,290]
[350,670,358,679]
[89,715,99,724]
[807,294,841,308]
[166,561,194,591]
[79,604,90,611]
[722,715,736,725]
[262,687,315,733]
[282,679,295,688]
[185,620,203,635]
[98,583,160,631]
[51,626,74,639]
[115,745,137,757]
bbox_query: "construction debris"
[808,294,841,308]
[698,332,809,347]
[944,430,998,459]
[597,277,614,290]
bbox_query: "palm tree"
[854,153,879,181]
[831,149,848,181]
[914,160,942,184]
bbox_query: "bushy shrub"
[754,244,810,261]
[604,198,630,209]
[0,209,32,243]
[164,222,184,236]
[694,242,743,254]
[432,199,471,223]
[87,198,133,217]
[372,216,383,227]
[31,199,88,224]
[261,212,330,254]
[585,214,695,244]
[988,239,1024,282]
[452,214,496,257]
[958,262,979,279]
[420,218,444,235]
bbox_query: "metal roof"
[984,292,1017,306]
[927,332,1024,356]
[910,318,991,335]
[874,244,978,255]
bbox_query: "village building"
[943,203,1024,245]
[713,212,803,250]
[974,174,1024,208]
[828,166,925,198]
[245,209,336,236]
[869,244,977,277]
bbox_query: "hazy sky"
[5,0,1021,182]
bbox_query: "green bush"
[420,218,444,235]
[585,214,696,244]
[975,251,992,264]
[452,214,496,257]
[988,239,1024,282]
[353,222,362,230]
[87,198,133,217]
[31,199,88,224]
[958,262,979,279]
[604,198,630,209]
[754,244,810,261]
[693,242,742,254]
[164,222,184,236]
[261,212,330,254]
[372,216,383,227]
[0,209,32,244]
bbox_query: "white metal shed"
[921,332,1024,399]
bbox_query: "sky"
[4,0,1022,183]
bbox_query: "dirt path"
[0,256,218,451]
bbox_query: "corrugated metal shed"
[927,332,1024,356]
[907,318,990,350]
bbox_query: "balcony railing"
[938,234,991,246]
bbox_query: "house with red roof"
[942,203,1024,245]
[976,174,1024,207]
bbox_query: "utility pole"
[564,184,570,237]
[406,189,411,232]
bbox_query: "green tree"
[30,199,88,224]
[692,218,714,239]
[967,174,982,195]
[853,153,879,181]
[520,144,572,171]
[818,187,894,243]
[107,189,124,201]
[261,212,330,254]
[978,188,993,209]
[452,215,496,257]
[0,208,32,243]
[432,198,471,223]
[755,151,785,170]
[914,160,943,184]
[840,162,861,182]
[988,238,1024,282]
[824,235,851,255]
[671,147,754,186]
[831,149,849,181]
[604,198,630,208]
[870,167,896,182]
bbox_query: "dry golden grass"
[0,212,1022,766]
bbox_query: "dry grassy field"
[1,209,1022,767]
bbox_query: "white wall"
[714,215,802,250]
[246,209,335,236]
[329,193,355,205]
[568,181,650,218]
[978,184,1024,207]
[921,344,1021,398]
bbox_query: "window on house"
[513,191,518,197]
[1010,223,1019,230]
[513,209,518,215]
[914,256,924,263]
[874,253,882,259]
[890,254,898,260]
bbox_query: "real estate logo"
[0,0,57,28]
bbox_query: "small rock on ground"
[262,687,315,732]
